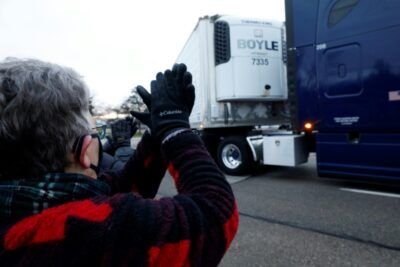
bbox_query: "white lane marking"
[340,188,400,199]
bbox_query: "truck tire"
[217,136,252,175]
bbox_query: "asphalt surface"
[158,154,400,266]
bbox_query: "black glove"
[150,63,195,138]
[108,117,138,149]
[130,86,152,129]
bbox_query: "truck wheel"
[217,136,252,175]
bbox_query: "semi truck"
[176,0,400,183]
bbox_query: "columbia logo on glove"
[159,110,183,117]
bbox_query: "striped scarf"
[0,173,110,222]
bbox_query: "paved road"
[158,154,400,266]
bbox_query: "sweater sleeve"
[1,131,238,267]
[100,131,167,198]
[106,131,239,266]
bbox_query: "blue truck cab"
[285,0,400,182]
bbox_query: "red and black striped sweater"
[0,131,238,266]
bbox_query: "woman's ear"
[78,135,93,169]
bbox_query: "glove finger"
[176,64,187,83]
[156,72,164,83]
[184,84,195,113]
[124,117,133,132]
[155,72,169,100]
[177,63,187,74]
[164,69,172,80]
[155,73,165,93]
[111,120,121,132]
[136,86,152,109]
[150,80,158,97]
[164,69,173,87]
[130,111,151,128]
[183,72,192,87]
[130,111,147,123]
[172,63,179,77]
[119,120,127,132]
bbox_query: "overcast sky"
[0,0,285,107]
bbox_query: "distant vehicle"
[176,0,400,183]
[95,120,107,139]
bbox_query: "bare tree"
[120,87,146,113]
[120,87,148,133]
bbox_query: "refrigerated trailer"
[176,0,400,182]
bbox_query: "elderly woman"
[0,58,238,267]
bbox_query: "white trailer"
[177,15,308,175]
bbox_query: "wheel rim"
[221,144,242,169]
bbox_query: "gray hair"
[0,58,91,179]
